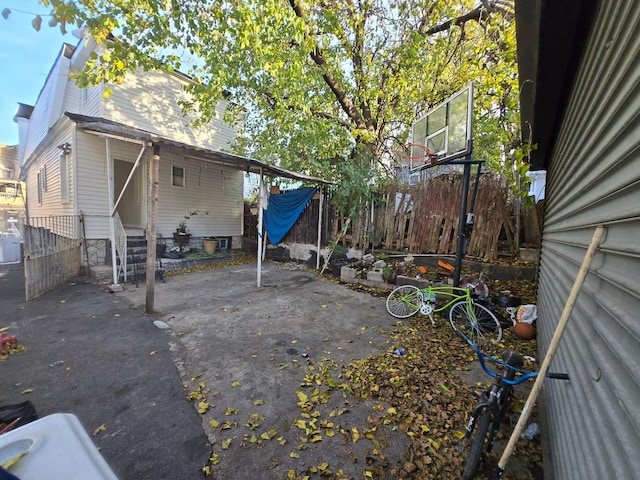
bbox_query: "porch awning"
[64,112,333,185]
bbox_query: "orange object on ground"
[418,265,427,274]
[437,260,455,272]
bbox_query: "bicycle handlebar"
[459,333,570,385]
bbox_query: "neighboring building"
[0,144,25,233]
[516,0,639,478]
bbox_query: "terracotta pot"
[203,239,218,254]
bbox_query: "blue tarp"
[263,187,316,245]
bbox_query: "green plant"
[329,242,348,259]
[178,209,209,233]
[177,220,188,233]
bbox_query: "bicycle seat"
[501,350,524,368]
[493,294,522,307]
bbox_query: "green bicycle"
[385,284,503,345]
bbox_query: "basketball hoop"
[395,143,439,171]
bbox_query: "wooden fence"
[368,173,515,260]
[245,173,515,262]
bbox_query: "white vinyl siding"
[74,132,129,239]
[156,149,243,239]
[103,69,236,151]
[61,74,103,118]
[73,134,243,240]
[25,129,75,218]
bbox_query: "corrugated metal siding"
[537,1,640,479]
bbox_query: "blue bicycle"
[458,333,570,480]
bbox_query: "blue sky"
[0,0,75,145]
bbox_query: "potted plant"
[202,237,218,254]
[176,219,188,234]
[173,220,191,251]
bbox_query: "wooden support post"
[145,144,160,314]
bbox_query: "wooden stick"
[493,225,606,478]
[320,218,350,275]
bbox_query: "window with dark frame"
[60,154,69,203]
[37,172,42,204]
[172,165,185,187]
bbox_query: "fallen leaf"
[21,388,33,395]
[149,351,157,356]
[93,424,106,436]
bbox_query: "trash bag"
[516,304,538,324]
[0,401,38,434]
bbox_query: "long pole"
[106,139,118,287]
[316,188,323,270]
[256,170,264,287]
[453,160,471,287]
[493,225,606,479]
[145,144,160,314]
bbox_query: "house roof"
[515,0,598,170]
[65,112,333,185]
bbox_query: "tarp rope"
[263,187,316,245]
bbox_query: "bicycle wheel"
[386,285,423,318]
[462,408,492,480]
[449,300,502,346]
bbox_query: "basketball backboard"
[410,83,474,168]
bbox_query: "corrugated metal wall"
[537,1,640,479]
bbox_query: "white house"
[15,36,329,298]
[16,35,244,250]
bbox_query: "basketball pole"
[453,158,472,287]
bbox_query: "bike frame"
[416,285,474,323]
[460,333,569,468]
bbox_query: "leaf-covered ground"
[343,277,544,480]
[174,255,544,479]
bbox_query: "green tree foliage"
[6,1,526,213]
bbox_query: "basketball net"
[396,143,438,171]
